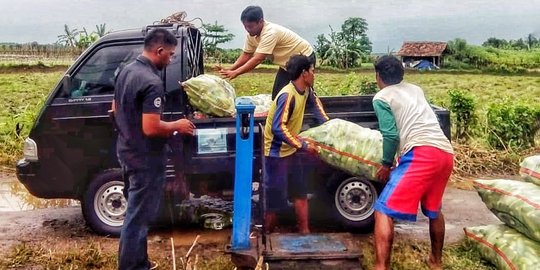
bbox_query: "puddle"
[0,180,78,212]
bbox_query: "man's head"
[241,6,264,37]
[374,55,404,89]
[143,28,178,70]
[287,55,315,88]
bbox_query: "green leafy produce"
[474,179,540,242]
[182,74,236,117]
[464,224,540,270]
[519,155,540,186]
[242,94,272,116]
[299,118,382,181]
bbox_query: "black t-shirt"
[114,55,167,169]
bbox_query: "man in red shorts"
[371,55,454,270]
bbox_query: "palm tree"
[95,23,110,37]
[57,24,80,47]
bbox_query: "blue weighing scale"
[229,97,362,270]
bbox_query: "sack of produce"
[464,224,540,270]
[299,118,383,181]
[243,94,272,117]
[519,155,540,186]
[181,74,236,117]
[473,179,540,242]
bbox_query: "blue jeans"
[118,164,165,270]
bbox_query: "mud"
[0,172,500,258]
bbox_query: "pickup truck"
[16,24,451,236]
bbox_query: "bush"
[205,48,242,64]
[486,102,540,150]
[448,89,476,142]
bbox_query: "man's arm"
[219,52,267,79]
[142,114,195,137]
[373,99,399,167]
[307,88,329,125]
[271,93,307,150]
[229,52,253,70]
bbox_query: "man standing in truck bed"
[113,28,195,270]
[263,54,329,234]
[218,5,315,100]
[371,55,454,270]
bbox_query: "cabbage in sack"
[519,155,540,186]
[473,179,540,242]
[300,119,383,181]
[181,74,236,117]
[464,224,540,270]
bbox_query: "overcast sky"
[1,0,538,52]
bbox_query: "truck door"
[36,43,142,196]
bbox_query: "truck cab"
[16,24,451,236]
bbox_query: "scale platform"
[262,233,363,270]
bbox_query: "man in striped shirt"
[371,56,454,270]
[263,55,329,234]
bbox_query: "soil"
[0,171,501,261]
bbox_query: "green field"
[1,67,539,167]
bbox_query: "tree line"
[2,19,539,72]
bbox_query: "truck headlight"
[23,138,38,161]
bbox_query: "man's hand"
[213,65,223,72]
[376,165,391,183]
[174,119,195,136]
[304,142,320,156]
[219,69,239,80]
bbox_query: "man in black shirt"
[113,28,195,270]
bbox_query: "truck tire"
[82,169,126,237]
[331,175,380,231]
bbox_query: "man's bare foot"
[426,254,443,270]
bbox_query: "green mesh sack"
[464,224,540,270]
[182,74,236,117]
[519,155,540,186]
[474,179,540,242]
[299,119,383,181]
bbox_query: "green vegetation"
[202,21,235,62]
[315,17,373,69]
[1,68,539,166]
[0,71,61,166]
[448,89,477,142]
[446,38,540,72]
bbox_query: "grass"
[359,238,496,270]
[0,241,234,270]
[1,67,539,168]
[0,71,62,166]
[0,238,495,270]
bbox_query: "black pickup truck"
[16,24,451,236]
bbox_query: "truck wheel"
[82,169,126,237]
[332,176,379,231]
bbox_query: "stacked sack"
[464,154,540,270]
[181,74,236,117]
[299,118,383,181]
[181,75,273,118]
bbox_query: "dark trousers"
[118,164,165,270]
[264,155,307,212]
[271,53,316,100]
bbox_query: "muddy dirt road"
[0,168,501,260]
